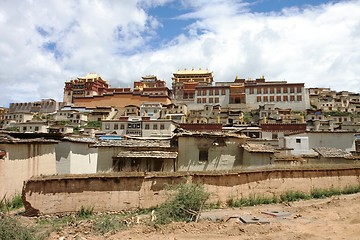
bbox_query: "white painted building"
[16,121,49,133]
[55,137,98,174]
[281,133,316,156]
[102,117,177,138]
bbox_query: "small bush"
[280,191,310,202]
[0,194,23,213]
[0,215,41,240]
[311,187,341,199]
[341,185,360,195]
[206,200,221,210]
[77,206,94,219]
[228,194,278,208]
[93,215,127,234]
[155,183,209,224]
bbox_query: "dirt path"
[46,193,360,240]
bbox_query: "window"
[214,89,219,95]
[263,88,268,94]
[270,96,274,102]
[145,124,150,129]
[270,88,274,94]
[276,96,281,102]
[197,98,201,103]
[105,124,110,130]
[249,88,254,94]
[160,124,165,130]
[153,124,158,130]
[290,87,295,93]
[114,124,118,130]
[283,96,288,101]
[257,96,262,102]
[296,87,302,93]
[290,95,295,101]
[296,139,301,143]
[283,87,288,93]
[209,98,213,103]
[214,98,219,103]
[120,124,125,129]
[202,98,207,103]
[35,126,39,131]
[209,89,213,95]
[272,133,278,139]
[221,89,226,95]
[23,127,27,131]
[297,95,302,101]
[276,87,281,94]
[199,150,208,162]
[263,96,268,102]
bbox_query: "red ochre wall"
[73,93,172,109]
[23,168,360,215]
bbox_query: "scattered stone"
[239,216,270,224]
[262,210,292,218]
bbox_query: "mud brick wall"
[23,168,360,215]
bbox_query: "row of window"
[22,126,40,131]
[4,115,24,119]
[256,95,302,102]
[106,123,166,130]
[197,89,227,96]
[249,87,302,94]
[196,97,220,104]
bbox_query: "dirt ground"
[43,193,360,240]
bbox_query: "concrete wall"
[0,143,56,198]
[307,131,356,150]
[242,151,272,166]
[177,136,246,171]
[56,141,98,174]
[283,134,316,156]
[97,146,124,172]
[23,168,360,215]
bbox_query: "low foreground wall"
[22,168,360,215]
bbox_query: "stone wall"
[23,168,360,215]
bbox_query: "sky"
[0,0,359,107]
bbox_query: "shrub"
[311,187,341,199]
[77,206,94,219]
[155,183,209,224]
[280,190,310,202]
[0,194,23,213]
[93,215,127,234]
[341,185,360,195]
[228,194,278,208]
[0,215,41,240]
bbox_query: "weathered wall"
[242,151,272,166]
[307,131,355,150]
[0,143,56,198]
[96,146,124,172]
[177,136,245,171]
[56,141,98,174]
[73,93,171,109]
[23,168,360,215]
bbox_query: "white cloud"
[0,0,359,107]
